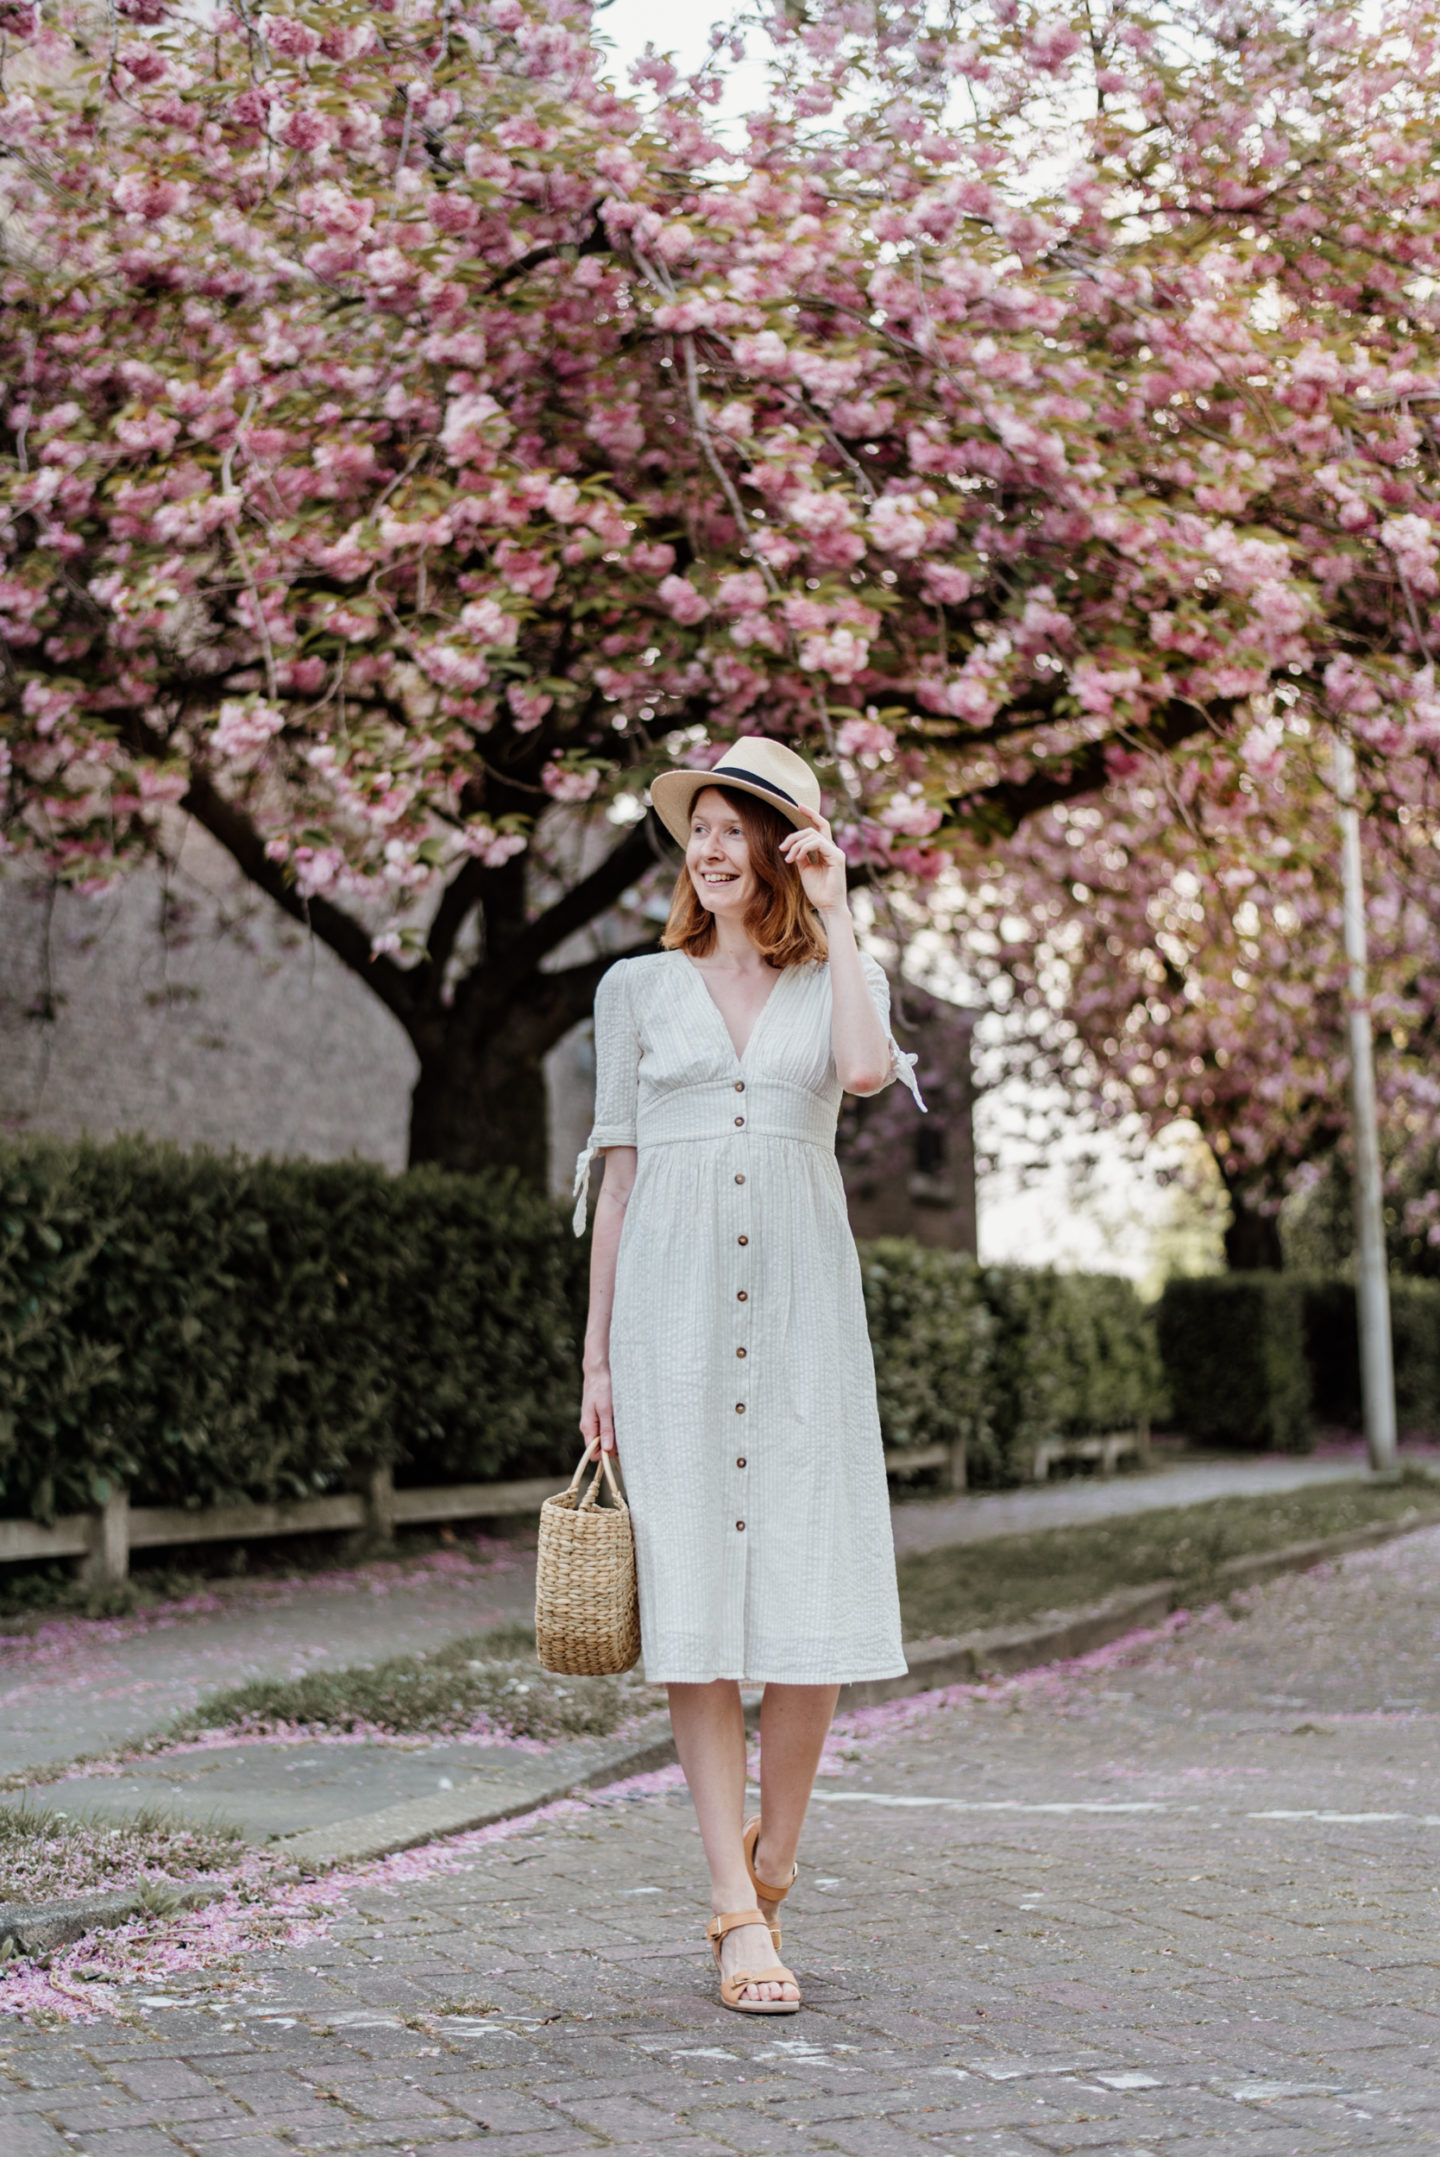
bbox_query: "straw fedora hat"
[650,740,823,850]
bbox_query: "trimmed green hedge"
[1156,1274,1312,1452]
[980,1265,1166,1473]
[0,1140,1168,1523]
[0,1142,584,1521]
[1301,1275,1440,1432]
[862,1240,995,1471]
[1157,1271,1440,1449]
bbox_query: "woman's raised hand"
[579,1362,618,1460]
[779,807,848,913]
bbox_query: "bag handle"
[565,1449,628,1513]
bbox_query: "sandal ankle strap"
[743,1816,798,1905]
[706,1908,769,1942]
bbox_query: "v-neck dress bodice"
[572,948,923,1686]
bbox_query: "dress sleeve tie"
[572,1139,600,1237]
[889,1039,927,1113]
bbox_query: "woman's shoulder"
[780,950,884,984]
[596,950,674,1002]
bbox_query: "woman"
[572,739,925,2016]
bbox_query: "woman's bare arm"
[779,808,891,1095]
[579,1144,637,1457]
[818,899,894,1096]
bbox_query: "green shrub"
[0,1145,125,1521]
[858,1251,1164,1488]
[858,1240,994,1470]
[1156,1273,1312,1451]
[978,1266,1166,1480]
[1301,1275,1440,1432]
[0,1140,584,1520]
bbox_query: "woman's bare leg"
[670,1679,838,2003]
[668,1680,797,2004]
[753,1683,839,1927]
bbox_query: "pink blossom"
[629,542,676,577]
[715,570,768,613]
[461,823,528,867]
[1324,654,1382,716]
[7,0,1440,1118]
[836,714,893,761]
[112,172,189,221]
[265,17,322,57]
[458,598,516,647]
[212,699,285,765]
[281,108,334,154]
[494,544,557,602]
[1380,513,1440,594]
[879,788,943,836]
[507,684,554,730]
[364,246,413,289]
[921,563,972,605]
[542,760,599,800]
[732,331,791,377]
[798,627,869,681]
[867,493,929,558]
[657,574,710,625]
[319,21,374,61]
[544,478,583,523]
[1023,21,1082,71]
[1070,661,1143,717]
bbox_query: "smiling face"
[686,786,759,917]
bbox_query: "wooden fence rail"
[0,1431,1144,1590]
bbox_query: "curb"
[7,1506,1431,1958]
[0,1881,226,1960]
[835,1580,1178,1710]
[268,1718,682,1872]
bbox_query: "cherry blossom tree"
[7,0,1440,1177]
[934,716,1440,1267]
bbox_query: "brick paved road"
[7,1529,1440,2154]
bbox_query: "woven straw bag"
[534,1450,641,1676]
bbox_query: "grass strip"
[0,1801,244,1909]
[897,1469,1440,1642]
[167,1623,652,1745]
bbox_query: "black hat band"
[709,764,800,810]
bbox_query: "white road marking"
[810,1792,1166,1814]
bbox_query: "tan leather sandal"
[742,1815,798,1954]
[705,1908,801,2016]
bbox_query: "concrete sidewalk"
[887,1441,1374,1553]
[0,1446,1390,1784]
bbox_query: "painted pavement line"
[814,1789,1440,1826]
[810,1792,1167,1814]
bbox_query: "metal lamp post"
[1333,729,1398,1472]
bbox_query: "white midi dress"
[572,947,924,1686]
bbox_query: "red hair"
[659,784,828,968]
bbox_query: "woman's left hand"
[779,807,849,913]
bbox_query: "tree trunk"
[1222,1180,1285,1271]
[408,1032,550,1182]
[405,949,639,1181]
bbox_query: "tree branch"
[423,853,490,991]
[180,771,421,1034]
[500,818,665,985]
[954,698,1227,835]
[518,934,665,1045]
